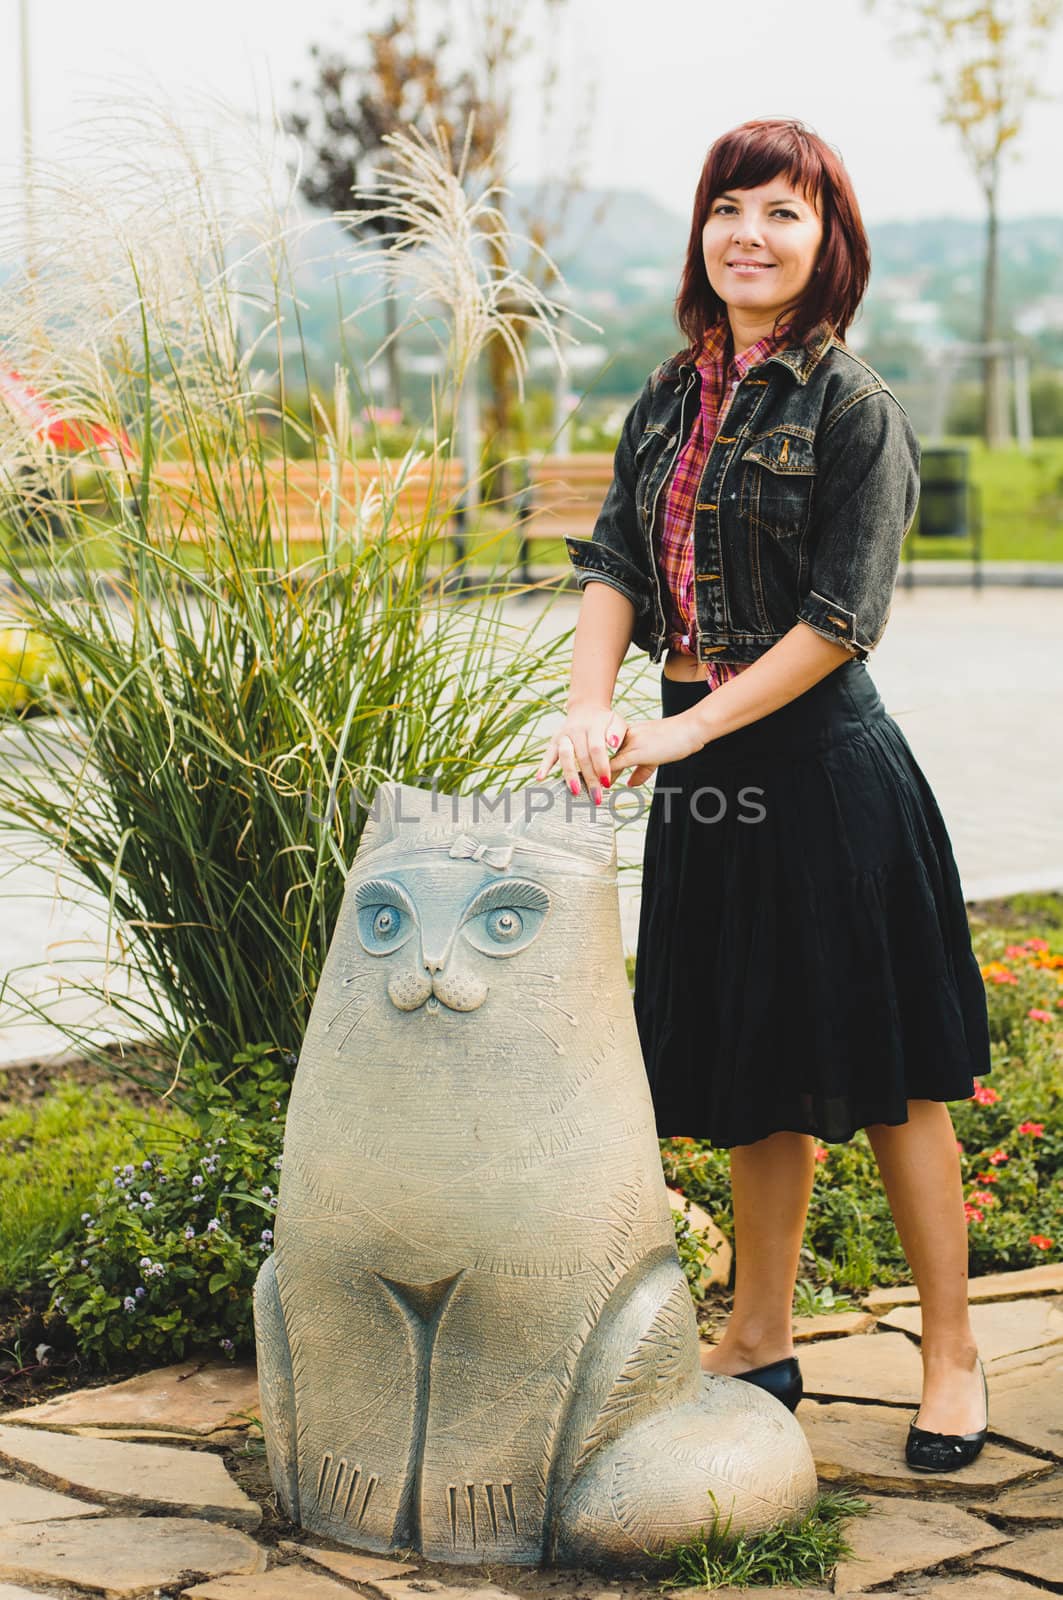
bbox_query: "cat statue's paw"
[554,1372,817,1572]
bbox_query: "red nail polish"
[569,779,579,796]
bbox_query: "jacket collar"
[669,318,836,388]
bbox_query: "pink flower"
[988,1148,1010,1165]
[964,1203,984,1224]
[972,1084,1000,1105]
[1017,1121,1045,1137]
[1027,1008,1053,1023]
[1004,943,1028,958]
[1024,938,1049,951]
[1029,1234,1054,1251]
[813,1145,829,1164]
[970,1190,996,1206]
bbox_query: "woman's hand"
[608,711,706,787]
[535,701,629,804]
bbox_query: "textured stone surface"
[184,1572,367,1599]
[972,1473,1063,1521]
[799,1400,1050,1492]
[1,1361,259,1436]
[792,1311,875,1342]
[976,1526,1063,1584]
[0,1424,261,1526]
[0,1585,66,1600]
[880,1297,1063,1364]
[254,779,817,1566]
[830,1493,1009,1591]
[362,1585,522,1600]
[984,1344,1063,1457]
[665,1187,732,1288]
[278,1541,418,1581]
[0,1515,265,1596]
[798,1332,924,1405]
[863,1263,1063,1314]
[0,1478,102,1528]
[925,1574,1056,1598]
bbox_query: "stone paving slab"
[792,1312,875,1342]
[0,1424,260,1527]
[0,1585,63,1600]
[981,1345,1063,1458]
[917,1575,1055,1598]
[829,1493,1009,1593]
[975,1525,1063,1584]
[798,1332,924,1405]
[184,1571,372,1599]
[361,1585,523,1600]
[862,1264,1063,1314]
[277,1541,418,1581]
[879,1298,1063,1365]
[1,1361,259,1437]
[798,1400,1050,1492]
[971,1473,1063,1521]
[0,1514,265,1597]
[0,1477,102,1528]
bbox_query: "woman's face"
[702,178,823,326]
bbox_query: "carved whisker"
[518,991,579,1026]
[335,1006,372,1053]
[511,1003,565,1055]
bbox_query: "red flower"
[1029,1234,1054,1251]
[1004,943,1028,958]
[964,1203,984,1224]
[813,1145,829,1164]
[1027,1008,1053,1023]
[975,1171,1000,1184]
[988,1148,1010,1165]
[1024,938,1049,952]
[972,1084,1000,1105]
[970,1190,997,1206]
[1018,1121,1045,1137]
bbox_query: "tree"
[865,0,1063,446]
[285,0,497,412]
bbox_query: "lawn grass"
[653,1487,869,1592]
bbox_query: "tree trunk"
[384,290,402,415]
[981,178,1009,448]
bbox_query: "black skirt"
[633,658,992,1148]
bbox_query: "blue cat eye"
[353,877,416,955]
[461,879,550,958]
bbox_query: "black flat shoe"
[731,1356,803,1413]
[906,1358,988,1472]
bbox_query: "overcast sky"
[1,0,1062,227]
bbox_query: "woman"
[534,118,992,1471]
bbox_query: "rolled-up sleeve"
[797,389,921,661]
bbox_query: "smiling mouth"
[727,262,775,272]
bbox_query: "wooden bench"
[514,453,616,585]
[149,458,467,551]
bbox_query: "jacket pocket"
[738,430,817,540]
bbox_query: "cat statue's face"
[281,777,646,1177]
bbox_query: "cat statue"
[254,777,816,1570]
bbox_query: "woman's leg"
[700,1130,816,1374]
[865,1099,984,1434]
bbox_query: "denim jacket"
[564,320,921,664]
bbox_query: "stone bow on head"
[447,832,515,870]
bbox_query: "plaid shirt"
[655,318,793,688]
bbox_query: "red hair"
[675,118,870,356]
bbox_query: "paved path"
[1,586,1060,1065]
[0,1263,1059,1595]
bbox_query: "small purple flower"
[80,1258,89,1268]
[191,1174,204,1188]
[273,1157,283,1170]
[141,1159,153,1172]
[261,1229,274,1243]
[206,1218,221,1234]
[219,1337,235,1353]
[135,1285,146,1299]
[139,1257,153,1270]
[261,1186,273,1199]
[81,1212,93,1223]
[148,1262,166,1277]
[122,1295,136,1312]
[123,1164,136,1177]
[184,1226,195,1240]
[139,1191,152,1204]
